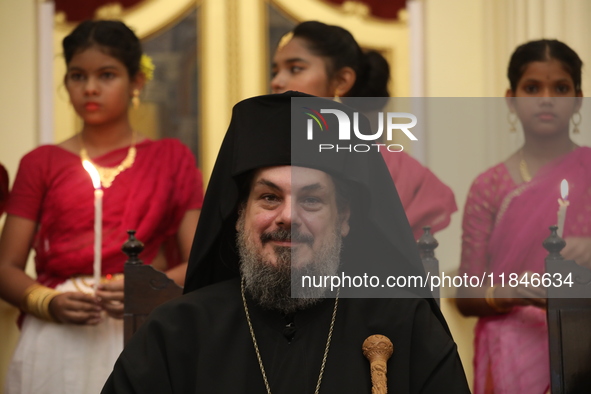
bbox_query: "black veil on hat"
[184,91,445,325]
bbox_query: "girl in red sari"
[0,21,203,394]
[270,21,457,239]
[457,39,590,393]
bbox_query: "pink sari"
[470,147,591,393]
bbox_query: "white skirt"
[4,279,123,394]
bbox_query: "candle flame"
[560,179,569,200]
[82,160,101,189]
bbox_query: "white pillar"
[38,1,55,145]
[407,0,426,164]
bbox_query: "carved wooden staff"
[363,334,394,394]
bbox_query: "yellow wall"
[423,0,487,385]
[0,1,38,391]
[0,2,38,177]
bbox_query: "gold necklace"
[519,149,532,183]
[241,279,339,394]
[79,132,137,188]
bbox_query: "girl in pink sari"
[0,21,203,394]
[457,39,591,393]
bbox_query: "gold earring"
[571,111,581,134]
[334,91,341,103]
[132,89,140,109]
[508,111,517,133]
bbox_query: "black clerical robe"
[102,278,469,393]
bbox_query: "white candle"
[93,189,103,292]
[556,179,569,238]
[82,160,102,293]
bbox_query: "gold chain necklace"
[519,149,532,183]
[79,132,137,188]
[241,279,339,394]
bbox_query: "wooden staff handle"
[363,334,393,394]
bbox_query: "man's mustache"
[260,228,314,245]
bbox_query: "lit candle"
[556,179,569,238]
[82,160,103,293]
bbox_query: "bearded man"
[102,92,470,393]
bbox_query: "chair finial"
[543,225,566,262]
[417,226,438,259]
[122,229,144,265]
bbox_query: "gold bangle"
[20,283,60,323]
[485,285,512,313]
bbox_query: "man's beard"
[237,213,343,314]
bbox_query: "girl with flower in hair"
[0,20,203,394]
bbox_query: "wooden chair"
[417,226,440,305]
[122,230,182,345]
[544,226,591,393]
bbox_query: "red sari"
[381,150,457,239]
[6,138,203,288]
[460,147,591,394]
